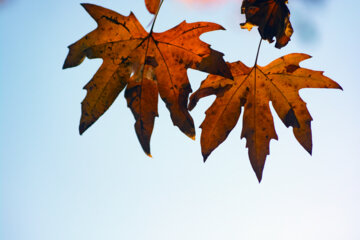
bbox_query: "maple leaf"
[189,53,342,181]
[145,0,161,14]
[240,0,293,48]
[63,4,232,156]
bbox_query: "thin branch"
[254,37,262,67]
[149,0,164,34]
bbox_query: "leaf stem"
[254,37,262,66]
[149,0,164,34]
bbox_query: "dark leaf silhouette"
[240,0,293,48]
[189,53,342,181]
[63,4,232,156]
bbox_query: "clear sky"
[1,0,359,239]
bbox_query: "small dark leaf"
[240,0,294,48]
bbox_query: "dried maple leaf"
[145,0,161,14]
[63,4,232,156]
[240,0,293,48]
[189,53,342,181]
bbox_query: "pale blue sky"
[1,0,359,240]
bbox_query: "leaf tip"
[186,133,196,141]
[240,22,254,31]
[218,25,226,31]
[304,53,312,59]
[80,3,92,10]
[202,153,210,162]
[337,84,343,91]
[251,160,265,183]
[129,11,136,18]
[307,147,312,155]
[79,124,86,135]
[255,171,263,183]
[62,60,72,69]
[79,115,93,135]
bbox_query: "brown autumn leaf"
[240,0,293,48]
[189,53,342,181]
[145,0,161,14]
[63,4,232,156]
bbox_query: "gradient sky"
[1,0,359,240]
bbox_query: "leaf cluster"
[63,0,341,181]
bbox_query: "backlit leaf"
[63,4,232,156]
[189,53,342,181]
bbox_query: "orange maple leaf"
[240,0,293,48]
[63,4,232,156]
[189,53,342,181]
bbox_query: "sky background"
[1,0,359,239]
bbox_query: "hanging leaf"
[189,53,342,181]
[240,0,294,48]
[63,4,232,156]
